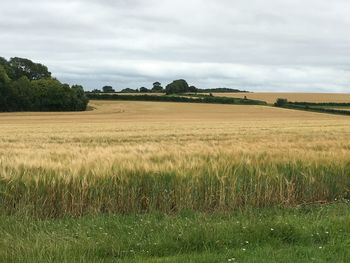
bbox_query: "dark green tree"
[102,86,115,93]
[71,85,89,111]
[31,78,67,110]
[152,82,163,92]
[0,57,12,77]
[8,76,32,111]
[9,57,51,80]
[165,79,189,95]
[120,88,138,93]
[0,64,10,83]
[0,56,89,112]
[0,65,11,111]
[139,87,149,92]
[274,98,288,107]
[188,85,198,93]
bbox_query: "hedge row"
[86,94,267,105]
[275,100,350,116]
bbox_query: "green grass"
[1,203,349,262]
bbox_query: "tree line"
[92,82,165,94]
[0,57,88,112]
[92,79,248,95]
[87,93,267,105]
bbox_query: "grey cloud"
[1,0,350,91]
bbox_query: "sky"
[1,0,350,92]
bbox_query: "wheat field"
[0,100,349,217]
[216,92,350,104]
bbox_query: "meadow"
[0,99,350,261]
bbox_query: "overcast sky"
[1,0,350,92]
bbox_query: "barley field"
[0,100,349,218]
[216,92,350,104]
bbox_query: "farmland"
[1,99,350,262]
[88,92,350,105]
[217,92,350,104]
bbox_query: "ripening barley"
[0,100,349,218]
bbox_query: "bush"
[274,98,288,107]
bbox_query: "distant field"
[0,99,335,124]
[324,106,350,111]
[215,92,350,104]
[99,92,350,104]
[106,92,164,96]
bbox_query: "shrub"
[274,98,288,107]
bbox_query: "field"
[324,107,350,111]
[93,92,350,105]
[1,100,350,262]
[216,92,350,104]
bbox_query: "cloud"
[1,0,350,91]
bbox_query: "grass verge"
[0,203,349,262]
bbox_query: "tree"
[0,56,89,112]
[165,79,189,95]
[71,85,89,111]
[274,98,288,107]
[0,65,11,111]
[102,86,115,93]
[31,78,68,110]
[152,82,163,92]
[120,88,138,93]
[92,89,102,93]
[139,87,150,93]
[0,57,7,67]
[188,85,198,93]
[9,57,51,80]
[0,57,12,77]
[30,79,88,111]
[8,76,32,111]
[0,64,10,84]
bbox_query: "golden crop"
[216,92,350,104]
[0,100,349,217]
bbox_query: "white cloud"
[1,0,350,91]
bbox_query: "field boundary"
[274,99,350,116]
[86,93,267,105]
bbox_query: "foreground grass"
[1,203,349,262]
